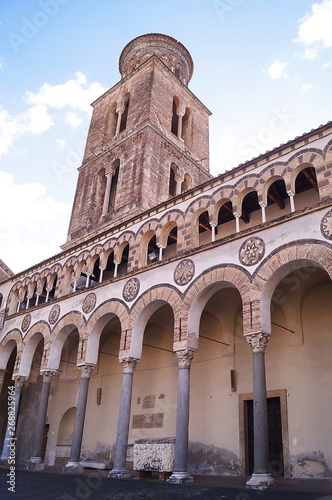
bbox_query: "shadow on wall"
[188,441,240,476]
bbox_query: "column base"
[108,466,134,479]
[25,457,45,471]
[246,473,276,490]
[166,471,194,484]
[63,462,84,474]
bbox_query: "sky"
[0,0,331,273]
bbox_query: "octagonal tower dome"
[119,33,194,86]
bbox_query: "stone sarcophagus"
[133,438,175,473]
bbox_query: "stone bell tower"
[64,33,212,247]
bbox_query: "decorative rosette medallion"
[49,304,61,324]
[174,259,195,286]
[82,293,97,314]
[21,314,31,333]
[239,237,265,266]
[122,278,140,302]
[320,209,332,240]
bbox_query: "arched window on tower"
[119,95,130,133]
[107,102,118,139]
[109,160,120,212]
[171,98,179,136]
[182,107,191,145]
[169,164,177,197]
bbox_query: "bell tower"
[64,33,212,247]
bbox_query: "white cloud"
[302,83,313,92]
[56,139,66,149]
[0,57,5,72]
[66,112,83,127]
[263,59,289,79]
[25,71,106,114]
[0,171,71,273]
[300,47,318,60]
[0,72,107,159]
[296,0,332,50]
[322,61,331,68]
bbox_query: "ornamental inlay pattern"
[48,304,60,324]
[174,259,195,286]
[320,209,332,240]
[82,293,97,314]
[122,278,140,302]
[21,314,31,333]
[239,237,265,266]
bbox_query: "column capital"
[259,201,267,208]
[119,357,139,373]
[245,331,270,353]
[13,374,28,388]
[40,369,57,382]
[175,349,195,368]
[77,363,95,378]
[287,190,295,197]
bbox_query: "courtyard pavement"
[0,466,331,500]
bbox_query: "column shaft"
[30,371,56,460]
[109,357,138,478]
[253,350,269,473]
[167,349,194,484]
[65,364,95,468]
[246,332,275,490]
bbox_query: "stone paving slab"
[0,468,332,500]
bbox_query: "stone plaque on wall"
[132,413,164,429]
[142,395,156,409]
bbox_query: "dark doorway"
[245,397,284,476]
[41,424,49,460]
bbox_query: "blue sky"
[0,0,331,272]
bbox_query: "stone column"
[211,222,217,242]
[26,370,57,471]
[245,332,275,490]
[0,375,27,462]
[109,357,139,478]
[287,191,295,213]
[167,349,195,484]
[177,111,185,139]
[115,108,124,136]
[175,175,182,195]
[259,202,267,223]
[102,173,112,217]
[235,214,240,233]
[64,364,95,472]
